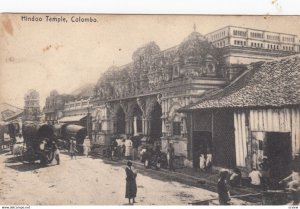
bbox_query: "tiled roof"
[182,55,300,110]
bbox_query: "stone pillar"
[133,116,137,136]
[142,116,151,135]
[125,116,133,135]
[181,113,187,137]
[161,114,168,137]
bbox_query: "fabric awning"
[58,115,86,123]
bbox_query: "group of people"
[227,157,271,188]
[69,136,91,160]
[40,135,91,165]
[199,152,213,171]
[110,135,140,161]
[218,155,300,205]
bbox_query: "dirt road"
[0,151,250,205]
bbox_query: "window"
[173,122,181,136]
[94,122,102,132]
[282,36,295,43]
[173,66,179,78]
[267,35,280,41]
[250,32,263,39]
[233,30,247,37]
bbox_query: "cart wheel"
[25,147,36,163]
[46,150,54,164]
[144,159,150,168]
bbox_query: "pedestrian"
[125,161,137,205]
[217,169,231,205]
[249,168,262,188]
[52,140,60,165]
[69,137,77,160]
[167,142,175,171]
[83,135,91,157]
[110,138,117,160]
[259,157,270,188]
[125,137,133,160]
[121,139,126,159]
[39,138,48,165]
[279,160,300,205]
[15,133,24,143]
[199,153,206,170]
[229,168,242,187]
[206,152,213,171]
[132,136,139,161]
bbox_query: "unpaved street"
[0,151,249,205]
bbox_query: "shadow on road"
[0,149,11,155]
[5,162,51,172]
[4,156,22,164]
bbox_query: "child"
[217,170,230,205]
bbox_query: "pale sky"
[1,14,300,108]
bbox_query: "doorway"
[150,102,162,140]
[192,131,212,168]
[265,132,292,181]
[116,108,126,135]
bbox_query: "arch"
[145,96,160,117]
[168,102,182,120]
[111,102,123,119]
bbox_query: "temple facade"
[89,26,299,166]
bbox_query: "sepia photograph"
[0,13,299,206]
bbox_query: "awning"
[58,115,86,123]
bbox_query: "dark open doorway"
[116,108,126,135]
[150,102,162,140]
[265,132,292,181]
[192,131,212,168]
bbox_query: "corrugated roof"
[182,55,300,111]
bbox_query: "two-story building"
[44,90,74,124]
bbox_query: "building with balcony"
[58,99,92,137]
[44,90,74,124]
[205,25,300,79]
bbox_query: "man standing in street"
[52,140,60,165]
[69,137,77,160]
[167,142,175,171]
[83,136,91,157]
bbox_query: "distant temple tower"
[23,89,41,122]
